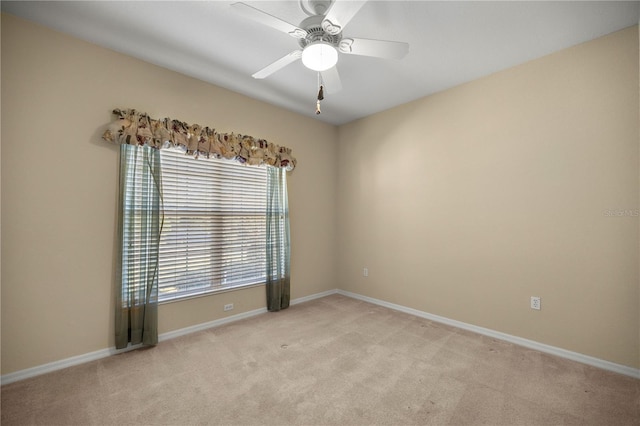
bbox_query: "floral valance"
[102,108,296,170]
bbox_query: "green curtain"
[266,166,291,312]
[115,144,163,349]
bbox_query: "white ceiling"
[3,1,638,126]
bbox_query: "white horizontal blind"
[158,149,268,302]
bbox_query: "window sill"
[158,282,265,305]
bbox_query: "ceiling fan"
[231,0,409,98]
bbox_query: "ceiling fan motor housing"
[298,15,342,49]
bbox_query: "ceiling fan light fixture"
[301,42,338,72]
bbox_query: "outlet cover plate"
[530,296,541,310]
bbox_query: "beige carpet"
[1,294,638,425]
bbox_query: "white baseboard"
[291,288,338,305]
[337,289,640,379]
[3,288,637,384]
[158,306,268,342]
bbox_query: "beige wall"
[1,14,338,375]
[337,26,639,369]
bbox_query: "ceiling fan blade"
[338,38,409,60]
[321,0,367,35]
[231,2,307,39]
[321,66,342,94]
[252,50,302,79]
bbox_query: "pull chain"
[315,72,324,115]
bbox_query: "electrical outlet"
[224,303,234,312]
[530,296,541,310]
[363,267,368,277]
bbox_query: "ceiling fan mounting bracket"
[299,0,333,17]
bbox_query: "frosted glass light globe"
[301,42,338,72]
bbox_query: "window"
[158,149,268,302]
